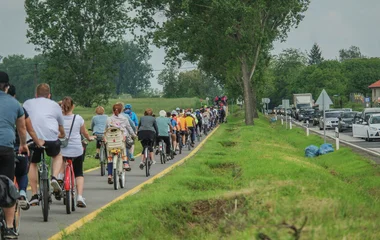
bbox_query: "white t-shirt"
[23,97,64,141]
[61,114,85,157]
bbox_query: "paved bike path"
[21,139,206,240]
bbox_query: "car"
[319,111,343,130]
[338,111,359,132]
[302,109,315,123]
[298,108,312,121]
[352,113,380,141]
[312,110,322,126]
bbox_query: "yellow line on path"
[48,127,219,240]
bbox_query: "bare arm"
[80,124,95,141]
[58,125,65,139]
[16,116,29,155]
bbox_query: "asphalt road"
[20,139,204,240]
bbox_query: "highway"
[19,136,209,240]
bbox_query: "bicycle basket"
[105,127,124,151]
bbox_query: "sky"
[1,0,380,88]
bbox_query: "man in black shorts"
[0,71,29,239]
[23,83,66,205]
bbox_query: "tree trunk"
[241,58,255,125]
[252,85,259,118]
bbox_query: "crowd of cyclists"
[0,70,228,239]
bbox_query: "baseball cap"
[0,71,9,83]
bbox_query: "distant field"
[74,97,201,170]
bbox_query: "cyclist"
[185,111,196,147]
[123,104,138,161]
[0,71,29,239]
[195,109,203,136]
[59,97,95,208]
[91,106,108,159]
[23,83,66,205]
[7,85,44,210]
[106,104,136,184]
[168,111,178,155]
[137,108,158,169]
[171,110,180,152]
[178,112,187,147]
[155,110,173,160]
[202,108,211,134]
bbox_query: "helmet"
[176,107,180,111]
[186,111,191,116]
[159,110,166,117]
[124,104,132,109]
[171,110,178,116]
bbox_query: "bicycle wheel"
[65,190,71,214]
[145,148,150,177]
[13,201,21,234]
[113,154,119,190]
[71,190,76,212]
[41,178,49,222]
[188,141,191,151]
[100,145,105,176]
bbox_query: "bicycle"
[29,143,50,222]
[96,134,107,176]
[105,127,126,190]
[142,141,153,177]
[186,130,192,151]
[158,139,167,164]
[62,157,76,214]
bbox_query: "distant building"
[368,80,380,103]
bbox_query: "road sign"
[262,98,270,104]
[316,89,333,110]
[365,97,370,103]
[282,99,290,109]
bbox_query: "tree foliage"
[339,46,365,62]
[158,67,222,99]
[308,43,324,65]
[25,0,129,106]
[114,41,153,97]
[129,0,310,125]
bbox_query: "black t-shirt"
[14,108,29,147]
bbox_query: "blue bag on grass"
[318,143,334,155]
[305,145,319,158]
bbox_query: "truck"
[293,93,313,120]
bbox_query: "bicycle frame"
[64,159,75,192]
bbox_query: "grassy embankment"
[75,97,199,171]
[64,108,380,239]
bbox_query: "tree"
[271,48,308,105]
[129,0,310,125]
[0,55,38,102]
[339,46,365,62]
[158,65,180,98]
[308,43,324,65]
[25,0,129,107]
[114,41,153,97]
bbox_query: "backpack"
[0,175,19,208]
[196,113,202,122]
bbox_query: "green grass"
[64,108,380,239]
[75,97,199,170]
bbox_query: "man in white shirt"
[23,83,66,205]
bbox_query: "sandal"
[124,163,131,171]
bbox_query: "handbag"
[60,115,77,148]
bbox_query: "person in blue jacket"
[124,104,138,161]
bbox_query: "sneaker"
[108,177,113,184]
[3,227,18,239]
[19,195,30,211]
[77,196,87,208]
[152,160,156,165]
[51,177,62,195]
[29,194,39,206]
[130,157,135,162]
[95,153,100,159]
[139,162,144,170]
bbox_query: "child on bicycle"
[91,106,108,159]
[105,103,136,184]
